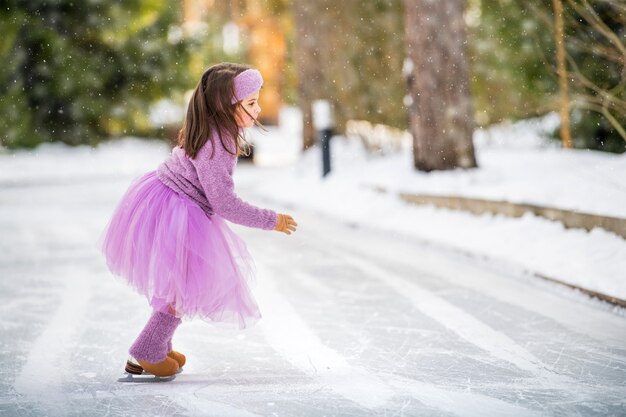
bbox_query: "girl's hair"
[178,62,256,159]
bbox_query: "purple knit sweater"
[156,132,277,230]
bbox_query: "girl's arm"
[193,139,277,230]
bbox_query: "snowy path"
[0,163,625,417]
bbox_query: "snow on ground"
[1,115,625,415]
[252,112,626,218]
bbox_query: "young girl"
[99,63,297,379]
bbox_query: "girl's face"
[235,91,261,128]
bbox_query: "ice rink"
[1,147,625,416]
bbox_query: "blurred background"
[1,0,624,156]
[1,2,626,414]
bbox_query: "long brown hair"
[177,63,253,159]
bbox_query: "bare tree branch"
[571,0,626,58]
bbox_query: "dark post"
[312,100,334,178]
[320,128,332,177]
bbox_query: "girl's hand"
[274,214,298,235]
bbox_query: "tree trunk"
[552,0,572,148]
[240,0,286,125]
[293,0,326,150]
[404,0,477,171]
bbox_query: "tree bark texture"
[293,0,328,150]
[552,0,572,148]
[404,0,477,171]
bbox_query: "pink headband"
[232,69,263,104]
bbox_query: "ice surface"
[0,139,625,416]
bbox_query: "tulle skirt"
[98,171,261,329]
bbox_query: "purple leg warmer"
[129,311,181,363]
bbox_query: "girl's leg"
[128,310,181,376]
[164,305,186,368]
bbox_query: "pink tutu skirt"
[99,171,261,329]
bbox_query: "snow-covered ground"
[250,112,626,218]
[1,119,625,416]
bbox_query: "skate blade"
[118,373,176,383]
